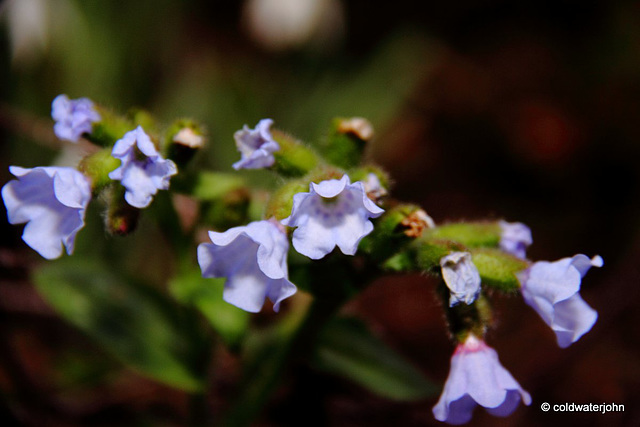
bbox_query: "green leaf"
[313,317,437,401]
[33,258,205,392]
[169,269,249,349]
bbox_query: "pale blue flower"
[433,334,531,425]
[232,119,280,170]
[197,220,296,313]
[440,252,481,306]
[518,254,602,348]
[362,172,388,203]
[51,94,101,142]
[2,166,91,259]
[109,126,178,208]
[281,175,384,259]
[499,220,532,259]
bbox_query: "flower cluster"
[426,218,601,423]
[2,107,604,426]
[2,95,178,259]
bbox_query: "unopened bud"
[165,119,206,166]
[105,187,140,235]
[337,117,374,141]
[322,117,375,169]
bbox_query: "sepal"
[78,148,121,193]
[86,105,135,147]
[426,221,501,249]
[271,129,321,177]
[471,248,529,292]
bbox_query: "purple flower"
[440,252,481,307]
[108,126,178,208]
[2,166,91,259]
[281,175,384,259]
[51,94,101,142]
[197,220,296,313]
[232,119,280,170]
[518,254,602,348]
[499,220,532,259]
[433,335,531,425]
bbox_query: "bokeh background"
[1,0,639,425]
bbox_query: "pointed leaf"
[313,317,437,401]
[33,258,205,392]
[169,269,250,349]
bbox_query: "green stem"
[222,293,347,427]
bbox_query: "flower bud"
[321,117,374,169]
[165,119,206,167]
[105,187,140,236]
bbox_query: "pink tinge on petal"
[433,335,529,424]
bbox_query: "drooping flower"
[108,126,178,209]
[499,220,532,259]
[2,166,91,259]
[517,254,602,348]
[51,94,101,142]
[281,175,384,259]
[433,334,531,425]
[232,119,280,170]
[440,252,481,307]
[197,220,296,313]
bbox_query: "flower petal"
[197,220,296,312]
[282,175,384,259]
[109,127,177,208]
[2,166,91,259]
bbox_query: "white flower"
[440,252,481,306]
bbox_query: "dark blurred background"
[0,0,639,425]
